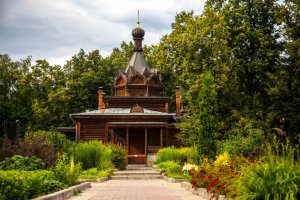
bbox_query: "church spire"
[131,10,145,52]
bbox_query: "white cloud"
[0,0,205,65]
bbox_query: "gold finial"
[137,10,140,28]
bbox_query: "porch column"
[145,128,148,154]
[76,121,81,142]
[126,128,129,154]
[166,127,169,146]
[160,128,163,147]
[105,124,108,143]
[111,129,115,144]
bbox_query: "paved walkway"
[69,179,205,200]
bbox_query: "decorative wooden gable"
[130,104,144,113]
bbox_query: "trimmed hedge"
[0,170,64,200]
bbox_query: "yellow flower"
[70,158,75,173]
[214,152,230,166]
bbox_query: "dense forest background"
[1,0,299,144]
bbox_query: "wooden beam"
[166,127,169,146]
[160,128,163,147]
[76,121,81,142]
[126,128,129,154]
[111,129,115,144]
[104,124,108,143]
[145,128,148,154]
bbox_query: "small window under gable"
[130,104,144,113]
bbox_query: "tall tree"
[156,7,232,144]
[197,71,219,160]
[64,49,115,114]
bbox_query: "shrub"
[0,170,64,200]
[20,132,58,167]
[79,168,111,179]
[0,155,45,170]
[71,140,112,170]
[52,153,81,187]
[0,131,73,167]
[157,161,184,178]
[219,128,265,156]
[156,147,194,164]
[236,139,300,200]
[34,130,73,151]
[109,145,127,170]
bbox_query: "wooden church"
[70,20,181,164]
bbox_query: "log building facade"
[70,20,181,164]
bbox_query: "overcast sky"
[0,0,205,66]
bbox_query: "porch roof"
[108,122,167,125]
[71,108,175,117]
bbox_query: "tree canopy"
[0,0,299,145]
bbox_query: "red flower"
[211,179,219,187]
[192,180,197,188]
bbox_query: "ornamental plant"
[0,155,45,170]
[157,161,185,178]
[52,153,81,186]
[0,170,64,200]
[109,144,127,170]
[71,140,112,170]
[185,154,252,199]
[236,138,300,199]
[156,147,195,164]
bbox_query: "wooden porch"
[107,124,165,164]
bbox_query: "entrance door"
[129,129,145,155]
[128,129,145,164]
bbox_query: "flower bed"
[182,152,253,199]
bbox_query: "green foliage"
[197,71,219,160]
[39,130,73,151]
[109,145,127,170]
[72,140,112,170]
[218,128,265,156]
[0,131,58,167]
[236,139,300,199]
[79,168,111,179]
[0,155,45,170]
[156,146,195,164]
[64,49,115,115]
[157,161,183,178]
[0,170,64,200]
[51,153,81,187]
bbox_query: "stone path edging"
[180,181,232,200]
[32,182,91,200]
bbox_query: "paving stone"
[68,180,206,200]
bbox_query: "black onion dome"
[132,25,145,38]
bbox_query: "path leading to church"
[68,179,205,200]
